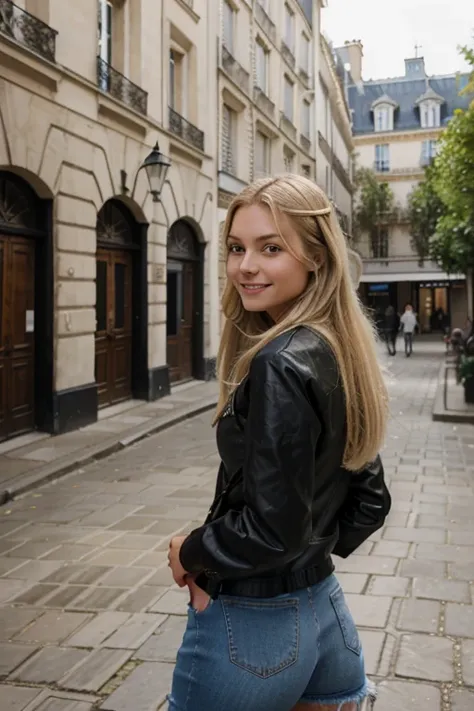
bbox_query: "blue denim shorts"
[167,574,375,711]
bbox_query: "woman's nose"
[239,252,259,273]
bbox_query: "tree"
[353,168,397,258]
[430,102,474,273]
[459,41,474,95]
[406,165,445,265]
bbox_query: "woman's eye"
[228,244,243,253]
[264,244,281,254]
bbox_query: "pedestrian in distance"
[400,303,418,357]
[383,305,400,356]
[167,174,391,711]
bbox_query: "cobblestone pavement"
[0,339,473,711]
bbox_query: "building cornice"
[354,128,443,145]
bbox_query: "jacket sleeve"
[333,455,391,559]
[179,350,321,579]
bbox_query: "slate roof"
[346,71,471,135]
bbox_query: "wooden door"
[166,260,194,383]
[95,248,132,408]
[0,236,35,442]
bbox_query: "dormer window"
[420,100,440,129]
[415,85,444,129]
[375,106,392,132]
[371,95,398,133]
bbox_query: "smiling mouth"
[240,284,271,290]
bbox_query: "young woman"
[167,175,391,711]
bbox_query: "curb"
[432,362,474,425]
[1,396,218,503]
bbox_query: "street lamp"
[122,142,171,203]
[140,142,171,202]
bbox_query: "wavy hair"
[215,174,388,471]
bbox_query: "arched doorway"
[166,219,203,383]
[95,199,146,408]
[0,171,53,442]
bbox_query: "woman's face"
[226,204,311,322]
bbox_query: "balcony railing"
[169,107,204,151]
[97,57,148,115]
[0,0,57,62]
[221,44,250,94]
[374,160,390,173]
[253,86,275,120]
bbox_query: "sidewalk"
[0,380,219,500]
[0,339,473,711]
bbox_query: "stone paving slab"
[0,381,218,498]
[0,340,474,708]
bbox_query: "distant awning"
[360,272,465,283]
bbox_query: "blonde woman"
[167,175,391,711]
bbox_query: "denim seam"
[184,610,200,711]
[307,585,321,658]
[330,587,361,655]
[222,597,300,678]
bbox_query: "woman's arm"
[179,349,321,579]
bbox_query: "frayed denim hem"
[299,678,377,709]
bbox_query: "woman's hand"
[168,536,188,587]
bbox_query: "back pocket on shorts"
[330,586,361,655]
[221,596,299,678]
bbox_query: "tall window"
[421,139,437,164]
[375,144,390,172]
[301,100,311,138]
[284,147,295,172]
[255,131,270,176]
[421,102,440,128]
[256,40,268,93]
[222,104,237,174]
[284,3,295,52]
[372,227,389,259]
[169,49,186,114]
[284,76,294,121]
[223,0,235,54]
[300,34,310,74]
[98,0,113,65]
[375,107,391,132]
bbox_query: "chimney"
[342,40,364,83]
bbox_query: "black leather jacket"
[180,326,391,598]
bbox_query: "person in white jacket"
[400,303,418,357]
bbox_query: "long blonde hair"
[215,174,388,471]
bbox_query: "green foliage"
[459,355,474,383]
[407,165,444,263]
[353,168,397,254]
[459,41,474,95]
[429,101,474,273]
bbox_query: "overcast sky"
[321,0,474,80]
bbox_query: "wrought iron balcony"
[97,57,148,116]
[169,107,204,152]
[0,0,57,62]
[374,160,390,173]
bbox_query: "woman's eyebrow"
[227,233,281,242]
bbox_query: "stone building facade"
[339,43,470,330]
[0,0,219,443]
[216,0,355,299]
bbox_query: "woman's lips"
[240,284,271,294]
